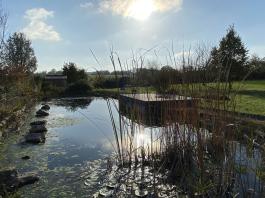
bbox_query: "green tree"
[62,62,87,84]
[3,32,37,74]
[247,55,265,80]
[152,65,176,93]
[210,26,248,81]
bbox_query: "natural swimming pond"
[0,97,265,197]
[0,98,119,197]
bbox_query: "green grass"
[92,86,154,97]
[234,80,265,116]
[92,80,265,116]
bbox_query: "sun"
[127,0,156,21]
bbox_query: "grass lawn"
[234,80,265,116]
[92,86,154,96]
[92,80,265,116]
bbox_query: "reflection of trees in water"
[55,98,93,111]
[115,98,265,197]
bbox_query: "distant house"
[44,75,67,87]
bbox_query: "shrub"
[41,83,65,98]
[64,80,92,96]
[93,76,129,89]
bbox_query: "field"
[92,80,265,116]
[234,80,265,115]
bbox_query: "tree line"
[9,24,262,97]
[88,26,265,91]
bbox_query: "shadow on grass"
[237,90,265,99]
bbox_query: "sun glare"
[127,0,156,21]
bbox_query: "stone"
[17,173,39,187]
[25,133,45,144]
[0,169,19,195]
[29,125,47,133]
[35,109,49,117]
[41,104,50,111]
[106,183,116,190]
[99,188,114,197]
[0,169,39,195]
[135,189,148,197]
[21,156,30,160]
[30,120,47,126]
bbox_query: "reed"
[102,46,265,197]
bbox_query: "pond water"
[0,97,265,197]
[0,98,120,197]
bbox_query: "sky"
[3,0,265,72]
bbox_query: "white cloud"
[80,2,94,9]
[22,8,61,41]
[98,0,182,19]
[154,0,183,12]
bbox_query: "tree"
[3,32,37,74]
[62,62,87,84]
[47,69,62,75]
[0,7,7,83]
[154,65,177,93]
[247,55,265,80]
[210,26,248,81]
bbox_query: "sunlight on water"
[0,98,264,197]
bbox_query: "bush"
[93,76,129,89]
[41,83,65,98]
[64,80,92,96]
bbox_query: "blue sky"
[3,0,265,72]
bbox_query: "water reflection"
[54,97,93,111]
[0,98,117,197]
[0,98,264,197]
[116,98,265,197]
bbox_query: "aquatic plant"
[99,45,265,197]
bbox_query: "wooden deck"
[119,94,198,126]
[121,94,192,102]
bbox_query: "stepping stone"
[41,104,50,111]
[25,133,46,144]
[0,169,39,195]
[99,188,114,197]
[30,120,47,126]
[29,125,47,133]
[17,173,39,187]
[21,156,30,160]
[36,109,49,117]
[135,189,148,198]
